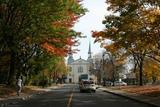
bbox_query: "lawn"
[0,85,45,99]
[110,85,160,97]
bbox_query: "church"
[66,42,96,83]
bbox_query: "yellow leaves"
[115,58,126,65]
[150,16,156,23]
[144,58,160,81]
[104,44,118,54]
[141,7,160,24]
[153,64,158,69]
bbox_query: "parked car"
[79,80,96,93]
[104,81,113,86]
[114,81,127,86]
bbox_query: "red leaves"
[42,1,83,57]
[92,31,107,43]
[45,37,76,46]
[41,42,68,56]
[92,31,105,38]
[49,12,81,56]
[66,38,76,46]
[41,37,78,56]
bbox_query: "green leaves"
[92,0,160,85]
[0,0,85,85]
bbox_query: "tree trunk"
[139,56,144,86]
[7,52,16,86]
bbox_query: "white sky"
[72,0,110,60]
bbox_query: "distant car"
[79,80,96,93]
[105,81,113,86]
[114,81,127,86]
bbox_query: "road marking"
[67,92,73,107]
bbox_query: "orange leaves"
[45,37,76,46]
[115,57,126,65]
[41,37,78,56]
[49,9,82,57]
[92,31,106,38]
[92,31,107,43]
[41,42,68,56]
[41,0,84,57]
[104,43,120,53]
[153,64,158,69]
[63,13,79,28]
[66,38,76,46]
[44,13,81,57]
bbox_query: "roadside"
[0,84,63,106]
[100,85,160,107]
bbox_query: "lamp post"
[102,52,106,86]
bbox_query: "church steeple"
[88,41,91,59]
[87,42,92,62]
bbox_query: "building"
[66,42,96,83]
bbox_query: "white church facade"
[66,43,96,83]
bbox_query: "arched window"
[69,67,72,72]
[78,66,83,73]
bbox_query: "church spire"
[88,41,92,60]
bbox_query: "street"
[6,84,152,107]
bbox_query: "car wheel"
[91,90,95,93]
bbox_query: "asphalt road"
[6,84,152,107]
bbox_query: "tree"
[92,0,160,86]
[143,58,160,84]
[0,0,86,86]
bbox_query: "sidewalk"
[0,85,62,106]
[100,87,160,107]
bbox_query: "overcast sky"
[72,0,109,60]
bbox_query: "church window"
[78,66,83,73]
[69,67,72,72]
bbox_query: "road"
[6,84,152,107]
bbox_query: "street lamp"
[102,52,106,86]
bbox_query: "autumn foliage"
[0,0,85,86]
[41,1,84,56]
[92,0,160,85]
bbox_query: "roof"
[69,58,90,65]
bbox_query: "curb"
[103,89,160,107]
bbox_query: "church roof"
[69,57,90,65]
